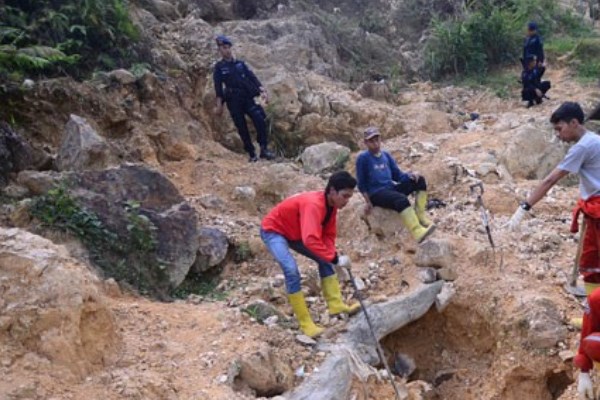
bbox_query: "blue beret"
[528,21,538,31]
[215,35,232,46]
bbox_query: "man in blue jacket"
[356,127,436,243]
[522,22,544,68]
[213,35,275,162]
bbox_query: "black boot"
[248,154,258,163]
[260,148,275,160]
[526,100,534,108]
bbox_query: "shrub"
[0,0,141,79]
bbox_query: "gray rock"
[392,353,416,378]
[67,165,199,295]
[56,114,116,172]
[513,295,568,349]
[230,344,294,397]
[233,186,256,201]
[191,227,229,273]
[300,142,351,174]
[198,194,225,209]
[363,206,404,238]
[107,69,136,85]
[500,124,568,179]
[296,335,317,346]
[418,267,438,283]
[17,170,63,195]
[415,238,455,269]
[0,122,51,187]
[243,300,286,324]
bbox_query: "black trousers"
[369,177,427,213]
[226,96,268,157]
[522,81,551,102]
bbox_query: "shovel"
[345,263,403,400]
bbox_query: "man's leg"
[245,99,274,160]
[288,240,360,315]
[370,188,435,243]
[227,99,257,161]
[395,177,432,227]
[260,230,323,337]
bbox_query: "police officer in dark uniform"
[213,35,275,162]
[521,54,551,108]
[522,22,544,68]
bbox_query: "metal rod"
[345,267,403,400]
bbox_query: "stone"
[436,267,458,281]
[362,206,405,238]
[500,124,568,179]
[67,165,199,295]
[243,300,286,324]
[512,295,568,349]
[415,239,455,269]
[56,114,116,172]
[17,170,63,195]
[418,267,438,283]
[296,335,317,346]
[191,227,229,273]
[233,186,256,201]
[392,353,416,378]
[300,142,351,174]
[198,194,224,209]
[0,122,51,187]
[107,69,136,85]
[230,344,294,396]
[0,228,120,380]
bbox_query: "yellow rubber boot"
[322,275,361,316]
[415,191,433,227]
[288,292,324,338]
[571,282,600,329]
[399,207,436,243]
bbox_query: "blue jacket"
[213,59,262,101]
[521,66,544,91]
[523,34,544,65]
[356,150,410,195]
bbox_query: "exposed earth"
[1,2,600,400]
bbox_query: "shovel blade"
[564,284,587,297]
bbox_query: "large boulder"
[300,142,351,174]
[191,227,229,273]
[362,206,405,238]
[56,114,116,172]
[500,124,568,179]
[0,228,120,383]
[65,165,199,295]
[0,122,51,187]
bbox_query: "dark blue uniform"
[523,34,544,66]
[213,59,268,159]
[521,65,550,106]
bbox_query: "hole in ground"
[381,303,573,399]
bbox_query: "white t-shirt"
[558,131,600,200]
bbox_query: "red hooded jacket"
[261,191,337,262]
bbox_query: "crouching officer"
[212,35,275,162]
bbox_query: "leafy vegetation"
[425,0,598,80]
[0,0,141,81]
[29,186,167,296]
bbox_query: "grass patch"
[171,274,228,301]
[454,69,519,99]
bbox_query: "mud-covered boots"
[322,275,361,315]
[399,207,436,243]
[288,291,324,338]
[415,191,433,227]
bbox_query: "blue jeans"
[260,229,335,294]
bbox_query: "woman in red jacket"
[261,171,360,337]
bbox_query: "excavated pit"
[382,302,573,400]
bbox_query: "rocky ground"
[2,60,600,400]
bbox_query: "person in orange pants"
[575,285,600,399]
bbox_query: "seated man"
[521,54,551,108]
[260,171,361,338]
[356,127,435,243]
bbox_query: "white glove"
[336,255,351,268]
[578,372,594,400]
[506,206,528,231]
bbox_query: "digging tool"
[565,218,587,297]
[470,182,495,249]
[470,181,503,268]
[344,262,403,400]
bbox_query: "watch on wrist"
[520,201,532,211]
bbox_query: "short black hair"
[550,102,585,124]
[325,171,357,194]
